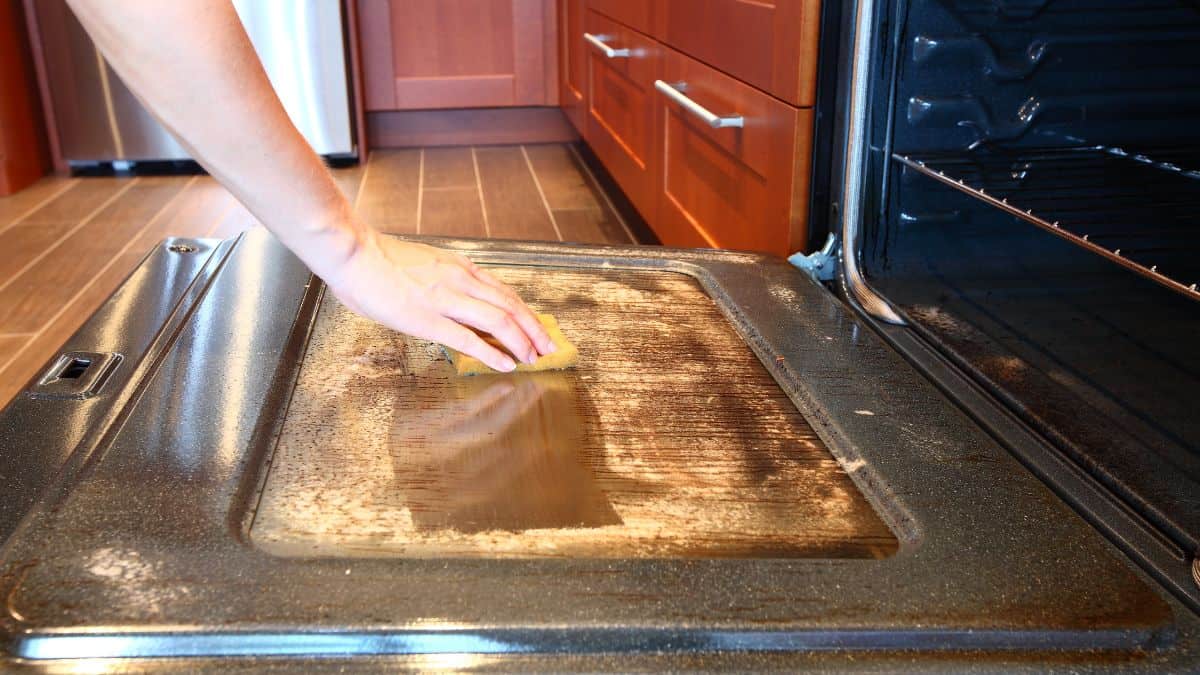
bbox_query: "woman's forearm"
[65,0,364,281]
[64,0,555,371]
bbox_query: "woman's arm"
[65,0,553,372]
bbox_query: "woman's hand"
[324,231,555,373]
[63,0,551,365]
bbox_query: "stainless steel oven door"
[1,231,1197,671]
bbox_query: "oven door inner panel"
[250,266,897,559]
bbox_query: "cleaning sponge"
[445,314,579,376]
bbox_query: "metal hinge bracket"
[788,233,839,282]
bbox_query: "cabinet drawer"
[655,47,812,256]
[657,0,821,107]
[585,11,661,221]
[587,0,655,37]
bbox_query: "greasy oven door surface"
[250,264,898,560]
[0,230,1196,672]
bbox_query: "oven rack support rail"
[893,152,1200,303]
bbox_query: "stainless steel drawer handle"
[583,33,630,58]
[654,80,744,129]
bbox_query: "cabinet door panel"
[655,47,811,256]
[558,0,586,132]
[585,11,660,220]
[658,0,821,107]
[359,0,552,110]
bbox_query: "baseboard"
[368,107,579,148]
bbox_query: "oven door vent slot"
[28,351,123,400]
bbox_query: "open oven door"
[807,0,1200,627]
[0,224,1196,671]
[3,0,1200,671]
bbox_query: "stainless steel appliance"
[30,0,355,166]
[1,0,1198,671]
[4,232,1193,672]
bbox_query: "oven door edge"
[0,237,238,547]
[820,0,1199,617]
[866,305,1200,615]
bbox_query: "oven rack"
[893,147,1200,302]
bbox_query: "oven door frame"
[824,0,1200,615]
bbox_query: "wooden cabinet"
[657,0,822,107]
[1,0,48,193]
[558,0,586,133]
[562,0,822,255]
[584,11,660,221]
[359,0,557,111]
[655,47,811,256]
[587,0,656,37]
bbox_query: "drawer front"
[585,11,661,220]
[658,0,821,107]
[655,47,812,256]
[587,0,655,37]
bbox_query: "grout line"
[0,176,198,377]
[567,143,639,245]
[415,148,425,235]
[0,179,78,238]
[351,151,373,215]
[0,179,139,297]
[422,185,478,193]
[521,145,564,242]
[471,147,491,238]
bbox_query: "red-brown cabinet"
[558,0,586,133]
[583,10,660,221]
[0,0,48,194]
[655,47,812,254]
[559,0,821,256]
[359,0,557,110]
[587,0,656,38]
[657,0,822,107]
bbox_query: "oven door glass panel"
[250,266,898,559]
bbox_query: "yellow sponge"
[446,314,579,376]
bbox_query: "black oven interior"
[857,0,1200,558]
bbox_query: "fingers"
[345,242,554,369]
[468,266,524,305]
[426,315,518,373]
[455,275,556,357]
[438,291,539,365]
[451,260,555,356]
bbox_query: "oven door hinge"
[788,233,840,282]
